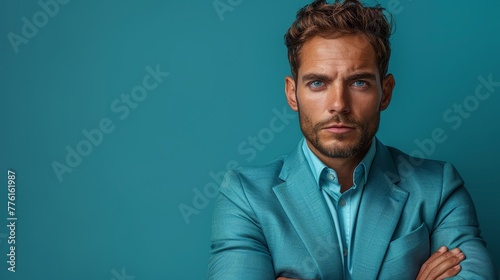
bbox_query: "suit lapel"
[351,140,409,279]
[273,142,343,278]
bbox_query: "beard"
[298,109,379,159]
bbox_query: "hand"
[416,246,465,280]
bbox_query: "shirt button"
[343,249,348,257]
[339,199,346,207]
[328,173,335,181]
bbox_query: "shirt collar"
[301,137,377,188]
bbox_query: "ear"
[285,76,299,112]
[380,74,395,111]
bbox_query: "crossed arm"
[209,190,468,280]
[278,247,465,280]
[208,165,498,279]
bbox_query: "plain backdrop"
[1,0,499,279]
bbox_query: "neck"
[307,139,373,192]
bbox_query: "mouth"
[323,124,355,134]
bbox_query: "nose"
[326,84,351,114]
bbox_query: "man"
[208,0,498,279]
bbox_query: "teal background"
[1,0,499,279]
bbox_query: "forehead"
[298,34,378,76]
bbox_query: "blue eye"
[352,80,367,87]
[310,80,324,89]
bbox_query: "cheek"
[353,98,377,110]
[359,92,382,108]
[297,97,323,116]
[352,100,381,122]
[305,106,327,125]
[298,91,331,111]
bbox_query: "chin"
[317,136,365,155]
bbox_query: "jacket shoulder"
[224,156,286,190]
[386,145,448,172]
[384,145,464,195]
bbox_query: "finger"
[417,246,448,279]
[424,246,448,266]
[436,265,461,280]
[427,248,465,279]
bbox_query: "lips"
[323,124,355,134]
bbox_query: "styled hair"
[284,0,393,80]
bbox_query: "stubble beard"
[298,109,380,159]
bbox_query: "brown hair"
[284,0,393,80]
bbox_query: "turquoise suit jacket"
[208,139,498,279]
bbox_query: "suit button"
[328,173,335,181]
[343,249,348,257]
[339,199,346,207]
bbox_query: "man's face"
[285,34,394,160]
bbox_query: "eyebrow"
[301,73,332,83]
[347,72,377,81]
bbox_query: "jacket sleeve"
[431,162,498,279]
[208,169,275,280]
